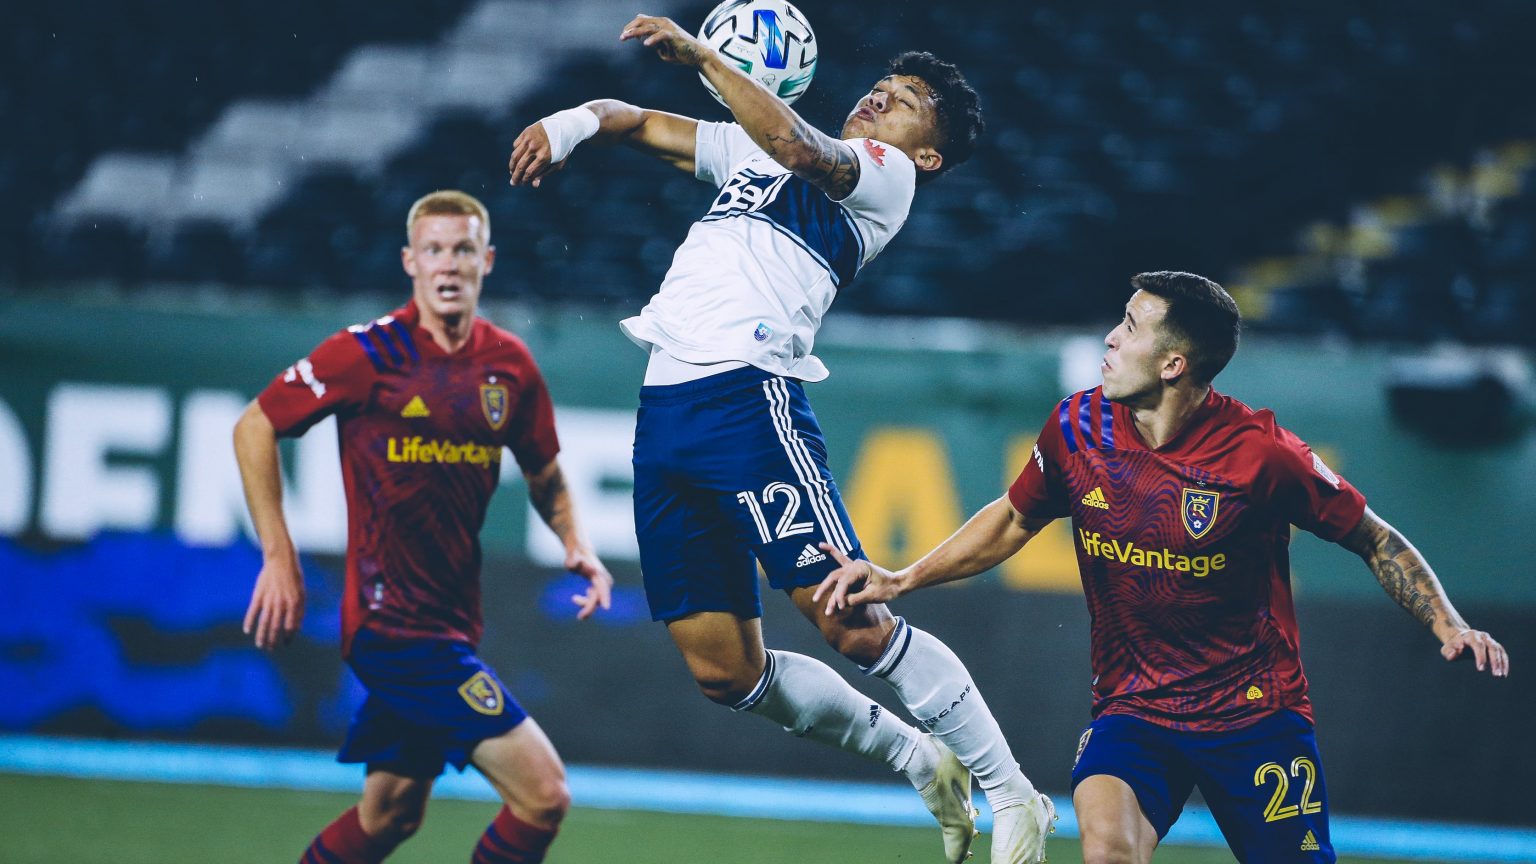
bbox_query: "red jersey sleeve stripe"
[370,324,408,366]
[1076,390,1096,449]
[1058,396,1079,454]
[388,319,421,363]
[350,330,387,372]
[1098,387,1115,449]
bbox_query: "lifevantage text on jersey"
[1077,529,1227,578]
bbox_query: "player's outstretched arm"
[233,400,306,649]
[523,458,613,620]
[619,14,861,200]
[509,100,700,187]
[1337,506,1509,677]
[814,496,1044,615]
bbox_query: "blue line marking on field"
[1,735,1533,861]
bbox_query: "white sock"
[867,618,1038,811]
[735,649,929,783]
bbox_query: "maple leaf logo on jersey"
[1181,488,1221,540]
[863,139,886,166]
[480,383,509,431]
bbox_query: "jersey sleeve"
[1264,423,1367,541]
[256,330,374,437]
[694,121,760,187]
[1007,409,1072,524]
[504,351,561,472]
[835,138,916,236]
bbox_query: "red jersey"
[1008,387,1365,731]
[258,301,560,655]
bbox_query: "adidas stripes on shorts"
[632,366,867,622]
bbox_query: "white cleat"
[989,792,1057,864]
[916,738,979,863]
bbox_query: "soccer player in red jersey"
[234,190,613,864]
[815,271,1509,863]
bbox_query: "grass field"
[0,773,1417,864]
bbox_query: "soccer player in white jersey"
[508,15,1052,863]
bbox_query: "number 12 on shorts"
[1254,757,1323,822]
[737,482,815,543]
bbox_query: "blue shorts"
[1071,710,1334,863]
[633,367,866,622]
[338,629,527,776]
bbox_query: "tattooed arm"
[1337,506,1509,677]
[619,15,861,199]
[524,458,612,620]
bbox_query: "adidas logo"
[795,544,827,568]
[400,395,431,418]
[1246,685,1264,701]
[1081,486,1110,509]
[1300,829,1320,852]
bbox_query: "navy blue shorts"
[633,367,866,622]
[1071,710,1334,863]
[338,629,527,776]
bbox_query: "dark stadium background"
[1,1,1532,861]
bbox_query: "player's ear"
[483,244,496,275]
[913,145,942,175]
[1161,352,1189,384]
[401,246,416,277]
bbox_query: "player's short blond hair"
[405,190,490,243]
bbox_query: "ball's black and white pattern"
[697,0,817,106]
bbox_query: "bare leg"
[1074,774,1159,864]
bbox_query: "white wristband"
[540,106,600,164]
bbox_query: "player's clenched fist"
[620,15,708,66]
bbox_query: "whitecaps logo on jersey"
[753,322,772,342]
[703,169,865,287]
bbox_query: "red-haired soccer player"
[235,190,613,863]
[817,272,1508,863]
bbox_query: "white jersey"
[620,121,915,382]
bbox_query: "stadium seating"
[7,1,1534,345]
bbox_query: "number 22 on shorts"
[1254,757,1323,822]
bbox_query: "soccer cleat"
[989,792,1057,864]
[916,738,979,863]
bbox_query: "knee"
[523,777,572,828]
[823,625,886,667]
[1079,837,1136,864]
[369,799,427,844]
[693,672,754,706]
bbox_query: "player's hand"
[508,121,569,188]
[1441,628,1510,678]
[565,547,614,621]
[812,544,904,616]
[619,15,709,67]
[243,553,306,650]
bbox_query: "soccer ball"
[697,0,817,106]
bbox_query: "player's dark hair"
[887,51,983,185]
[1131,271,1242,384]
